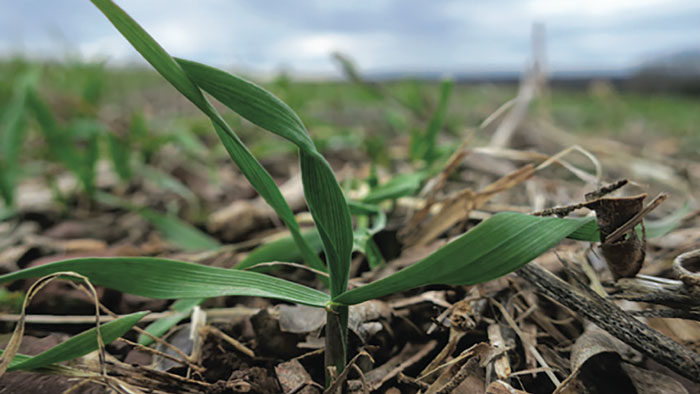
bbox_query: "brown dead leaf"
[401,164,534,246]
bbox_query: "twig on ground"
[518,262,700,382]
[491,299,561,386]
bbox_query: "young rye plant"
[0,0,634,385]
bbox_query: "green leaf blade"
[90,0,209,112]
[235,229,324,270]
[139,209,221,252]
[300,151,353,296]
[176,58,316,154]
[138,298,203,345]
[89,0,325,278]
[0,257,329,308]
[7,312,147,371]
[209,123,328,275]
[177,58,353,296]
[333,213,592,305]
[362,172,426,204]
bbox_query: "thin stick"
[0,311,177,324]
[491,299,561,386]
[518,262,700,382]
[72,285,202,373]
[605,193,667,243]
[201,326,255,358]
[116,337,190,369]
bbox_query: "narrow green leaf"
[0,68,36,206]
[567,219,599,241]
[412,78,453,161]
[362,172,426,204]
[300,151,353,296]
[349,201,387,269]
[6,312,147,371]
[96,192,219,252]
[142,228,323,344]
[177,58,353,296]
[348,200,387,235]
[175,58,316,154]
[91,0,324,276]
[0,257,329,308]
[138,298,202,345]
[67,118,102,197]
[141,165,198,205]
[211,122,327,274]
[107,133,132,180]
[1,69,35,164]
[140,209,221,251]
[333,212,592,305]
[90,0,209,112]
[235,229,324,270]
[644,202,694,239]
[25,91,100,196]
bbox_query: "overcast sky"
[2,0,699,77]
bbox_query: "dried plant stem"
[491,300,560,386]
[518,262,700,382]
[605,193,667,243]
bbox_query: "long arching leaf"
[176,58,353,297]
[90,0,324,276]
[3,312,147,371]
[0,258,329,308]
[333,212,593,305]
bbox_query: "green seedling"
[410,77,454,163]
[25,88,101,198]
[0,68,38,207]
[0,0,690,387]
[96,192,220,252]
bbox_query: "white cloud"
[272,32,397,73]
[79,35,138,64]
[1,1,699,74]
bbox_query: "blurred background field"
[1,53,698,212]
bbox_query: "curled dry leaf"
[673,249,700,292]
[486,380,530,394]
[585,194,647,280]
[555,325,687,394]
[400,164,534,246]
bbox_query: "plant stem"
[325,305,348,389]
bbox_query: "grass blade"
[140,165,199,206]
[107,132,132,181]
[175,58,316,154]
[5,312,147,371]
[90,0,208,111]
[0,68,37,206]
[349,201,387,268]
[177,58,353,296]
[333,212,593,305]
[25,90,100,196]
[96,192,219,252]
[236,229,323,270]
[138,298,202,345]
[139,209,221,251]
[411,78,453,162]
[0,257,329,308]
[644,202,694,239]
[91,0,325,276]
[362,172,426,204]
